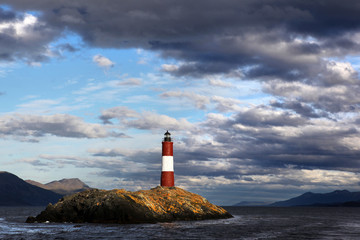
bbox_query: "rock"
[26,186,232,224]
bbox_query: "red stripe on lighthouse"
[161,131,174,187]
[161,171,174,187]
[162,141,173,156]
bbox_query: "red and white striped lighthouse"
[161,130,174,187]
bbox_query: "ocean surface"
[0,206,360,239]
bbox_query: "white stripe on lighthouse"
[162,156,174,171]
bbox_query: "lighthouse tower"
[161,130,174,187]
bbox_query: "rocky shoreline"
[26,186,232,224]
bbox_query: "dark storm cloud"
[0,7,62,63]
[0,7,15,20]
[2,0,360,77]
[0,0,357,98]
[270,100,330,119]
[7,0,358,37]
[281,1,360,37]
[2,0,358,115]
[201,107,360,172]
[263,78,360,115]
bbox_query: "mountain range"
[0,171,91,206]
[0,171,62,206]
[270,190,360,207]
[26,178,91,195]
[234,190,360,207]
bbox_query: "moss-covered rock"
[26,186,232,224]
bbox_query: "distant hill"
[26,178,91,195]
[270,190,360,207]
[0,171,62,206]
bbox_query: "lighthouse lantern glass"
[164,131,171,142]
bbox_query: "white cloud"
[340,136,360,150]
[100,106,139,124]
[16,99,62,113]
[211,96,242,112]
[73,79,140,101]
[28,62,42,67]
[161,64,179,72]
[326,61,358,84]
[0,113,116,139]
[0,13,37,38]
[128,111,193,130]
[73,82,105,95]
[15,98,91,115]
[208,79,233,88]
[205,113,229,124]
[0,12,59,63]
[160,91,210,110]
[117,78,142,86]
[100,106,194,131]
[93,54,115,68]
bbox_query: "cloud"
[211,96,241,112]
[15,98,92,115]
[263,80,360,114]
[0,10,60,63]
[117,78,142,86]
[0,113,122,139]
[200,107,360,172]
[3,1,360,90]
[100,106,194,131]
[160,91,210,110]
[208,79,233,88]
[16,99,62,113]
[100,106,138,124]
[233,106,307,127]
[270,99,330,119]
[161,64,179,73]
[325,61,358,85]
[72,80,142,105]
[92,54,114,69]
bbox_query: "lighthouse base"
[161,171,174,187]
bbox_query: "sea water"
[0,206,360,239]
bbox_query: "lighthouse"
[161,130,174,187]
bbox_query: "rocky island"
[26,186,232,224]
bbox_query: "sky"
[0,0,360,205]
